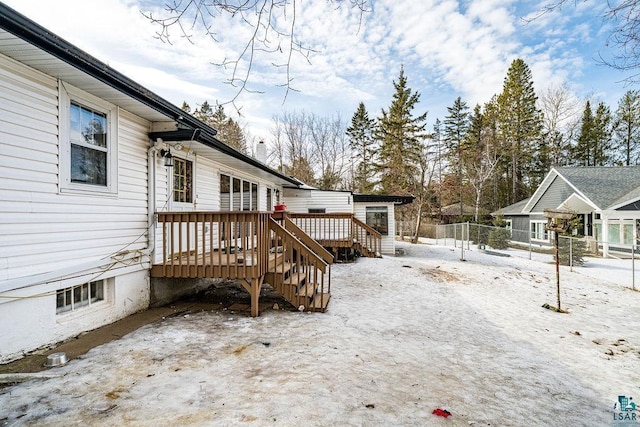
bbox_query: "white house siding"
[354,202,396,255]
[0,54,151,362]
[282,188,352,213]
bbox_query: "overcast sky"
[3,0,632,142]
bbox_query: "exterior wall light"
[160,149,173,167]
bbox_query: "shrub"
[488,227,511,249]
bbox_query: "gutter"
[0,2,300,187]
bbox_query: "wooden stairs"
[264,218,334,313]
[265,256,331,312]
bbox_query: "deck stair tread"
[309,293,331,310]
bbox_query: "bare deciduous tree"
[538,84,581,166]
[142,0,369,109]
[525,1,640,82]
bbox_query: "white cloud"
[2,0,630,129]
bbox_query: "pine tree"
[375,66,428,195]
[614,90,640,165]
[443,97,470,216]
[593,102,613,166]
[346,102,377,193]
[574,101,613,166]
[496,59,543,204]
[194,101,247,153]
[573,100,595,166]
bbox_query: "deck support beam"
[240,277,264,317]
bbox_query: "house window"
[366,206,388,235]
[60,83,117,194]
[56,280,104,314]
[309,208,326,214]
[173,157,193,203]
[530,221,549,242]
[505,219,513,236]
[70,103,107,185]
[220,173,258,210]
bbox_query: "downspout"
[147,139,163,262]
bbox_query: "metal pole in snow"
[569,236,573,272]
[467,222,470,250]
[454,224,457,248]
[529,230,532,260]
[461,225,465,261]
[633,245,636,291]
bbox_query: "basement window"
[56,280,104,314]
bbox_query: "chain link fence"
[414,222,640,290]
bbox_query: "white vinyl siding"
[354,202,396,255]
[282,188,352,213]
[0,54,150,283]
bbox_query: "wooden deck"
[150,211,381,316]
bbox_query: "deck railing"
[288,212,382,256]
[151,211,331,312]
[152,211,271,279]
[267,218,330,309]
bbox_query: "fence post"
[569,236,573,272]
[633,244,636,291]
[454,224,457,248]
[467,222,470,250]
[528,230,532,260]
[460,224,465,261]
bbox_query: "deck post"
[250,277,263,317]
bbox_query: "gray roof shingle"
[555,166,640,209]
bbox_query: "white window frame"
[530,220,549,242]
[170,155,196,207]
[56,279,105,315]
[59,82,118,195]
[220,173,259,211]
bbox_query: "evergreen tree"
[496,59,543,204]
[346,102,377,193]
[574,101,613,166]
[593,102,613,166]
[374,66,428,195]
[194,101,247,153]
[443,97,470,216]
[613,90,640,165]
[573,100,595,166]
[181,101,192,113]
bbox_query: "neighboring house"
[494,166,640,257]
[0,4,360,362]
[438,203,480,224]
[282,185,413,256]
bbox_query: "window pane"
[242,181,250,211]
[71,144,107,185]
[70,103,82,142]
[173,158,193,203]
[232,178,241,210]
[623,224,634,245]
[365,207,388,235]
[266,188,272,211]
[221,174,230,211]
[251,183,258,211]
[609,224,620,244]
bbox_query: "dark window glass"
[70,103,108,186]
[366,207,388,235]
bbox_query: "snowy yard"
[2,241,640,426]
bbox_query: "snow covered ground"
[2,240,640,426]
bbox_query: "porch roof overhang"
[0,3,299,188]
[558,193,597,213]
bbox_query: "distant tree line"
[183,60,640,239]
